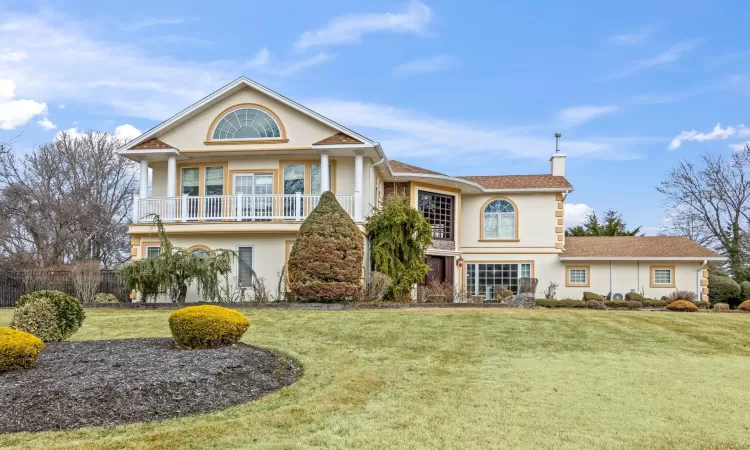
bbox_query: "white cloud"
[248,48,271,68]
[0,12,330,122]
[55,127,83,140]
[37,117,56,130]
[609,25,659,46]
[294,1,432,50]
[0,49,27,62]
[557,105,618,127]
[306,99,644,161]
[114,124,141,142]
[729,141,750,151]
[391,55,458,77]
[668,123,750,150]
[122,17,192,32]
[564,203,594,227]
[0,79,48,130]
[604,40,702,80]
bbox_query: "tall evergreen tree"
[565,210,642,237]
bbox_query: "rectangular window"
[205,166,224,196]
[283,164,305,195]
[651,267,674,287]
[418,191,454,240]
[310,164,333,195]
[181,167,199,196]
[238,246,254,287]
[466,262,532,300]
[566,266,589,287]
[145,246,161,259]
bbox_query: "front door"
[425,256,446,285]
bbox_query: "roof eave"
[559,256,725,261]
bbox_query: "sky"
[1,0,749,234]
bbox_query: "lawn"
[1,308,749,449]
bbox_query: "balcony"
[132,194,355,224]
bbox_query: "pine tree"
[565,210,642,236]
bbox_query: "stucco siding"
[159,87,339,151]
[460,193,559,249]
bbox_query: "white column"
[320,151,329,194]
[139,160,149,198]
[167,156,177,197]
[354,152,363,222]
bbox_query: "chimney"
[550,132,566,176]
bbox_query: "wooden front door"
[425,256,445,285]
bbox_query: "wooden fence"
[0,270,129,307]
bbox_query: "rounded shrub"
[16,290,85,339]
[10,299,64,342]
[713,302,730,312]
[625,292,644,302]
[738,300,750,312]
[586,300,606,310]
[583,292,604,301]
[93,293,119,303]
[288,192,364,301]
[501,289,513,299]
[670,290,697,302]
[741,282,750,301]
[666,300,699,312]
[168,305,250,349]
[626,301,642,310]
[0,328,45,371]
[708,275,741,306]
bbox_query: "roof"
[390,160,445,176]
[560,236,723,260]
[130,138,172,150]
[118,77,379,154]
[313,132,363,146]
[459,174,573,190]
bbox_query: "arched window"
[483,199,516,240]
[189,247,211,258]
[211,107,281,140]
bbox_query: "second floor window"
[418,192,454,240]
[483,199,516,240]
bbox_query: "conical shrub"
[288,192,363,301]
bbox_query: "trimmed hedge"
[93,293,119,303]
[625,292,645,302]
[168,305,250,349]
[583,292,604,301]
[713,303,730,312]
[626,301,642,310]
[15,290,84,341]
[603,301,629,309]
[643,299,668,308]
[738,300,750,312]
[0,328,45,371]
[535,299,585,308]
[288,192,364,301]
[10,299,63,342]
[708,275,741,306]
[666,300,699,312]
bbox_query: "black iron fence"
[0,270,129,308]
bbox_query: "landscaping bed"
[0,338,301,433]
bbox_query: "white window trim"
[651,266,675,287]
[566,266,590,287]
[236,244,256,288]
[145,245,161,259]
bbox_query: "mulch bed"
[0,338,301,434]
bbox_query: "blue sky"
[1,0,749,233]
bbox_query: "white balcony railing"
[132,193,355,224]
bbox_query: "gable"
[156,86,342,152]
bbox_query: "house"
[119,77,723,302]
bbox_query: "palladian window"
[483,199,516,240]
[212,107,281,140]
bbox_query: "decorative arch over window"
[187,245,212,258]
[209,104,284,142]
[481,198,518,240]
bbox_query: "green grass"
[1,308,750,449]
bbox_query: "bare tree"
[657,145,750,279]
[0,131,137,268]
